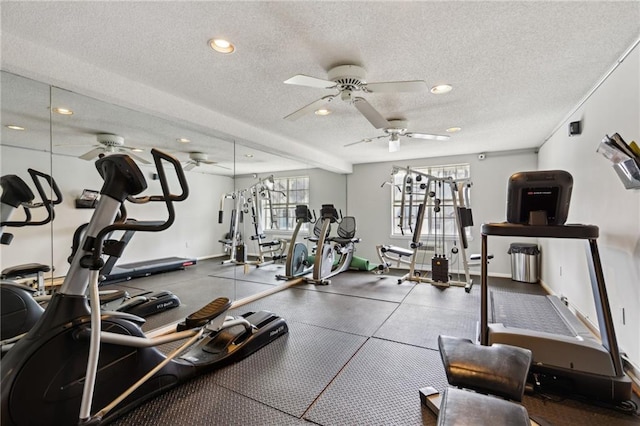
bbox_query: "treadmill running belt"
[490,291,574,337]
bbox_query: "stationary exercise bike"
[1,169,63,348]
[276,204,315,280]
[307,204,359,285]
[1,150,288,425]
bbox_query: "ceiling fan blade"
[78,147,104,161]
[124,150,152,164]
[284,95,336,121]
[353,97,390,129]
[202,159,217,165]
[212,164,232,170]
[284,74,337,89]
[363,80,428,93]
[183,162,197,171]
[344,135,386,147]
[406,132,450,141]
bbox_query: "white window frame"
[262,175,310,232]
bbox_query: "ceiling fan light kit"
[284,64,452,152]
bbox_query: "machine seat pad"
[1,263,51,279]
[260,240,282,247]
[470,253,494,260]
[438,335,531,402]
[438,387,529,426]
[218,239,233,245]
[329,237,360,246]
[381,245,413,257]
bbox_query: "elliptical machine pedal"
[178,297,232,331]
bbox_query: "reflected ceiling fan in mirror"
[283,65,428,128]
[182,151,230,171]
[62,133,151,164]
[344,120,450,152]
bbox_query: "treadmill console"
[506,170,573,225]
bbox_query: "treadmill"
[479,170,631,403]
[100,221,196,285]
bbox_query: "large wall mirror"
[1,72,54,278]
[2,70,347,306]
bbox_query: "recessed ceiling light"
[6,125,25,131]
[446,127,462,133]
[177,138,191,143]
[314,108,332,116]
[209,38,235,54]
[245,153,253,158]
[53,107,74,115]
[430,84,453,95]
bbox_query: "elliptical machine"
[1,150,288,425]
[1,169,62,348]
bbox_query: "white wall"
[347,152,537,274]
[537,44,640,367]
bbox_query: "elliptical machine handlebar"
[84,149,189,270]
[0,168,63,228]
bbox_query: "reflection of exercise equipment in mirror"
[421,170,632,424]
[376,166,475,291]
[1,169,62,349]
[218,175,287,267]
[1,150,290,425]
[276,204,316,280]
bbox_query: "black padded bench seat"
[438,387,529,426]
[259,240,282,247]
[380,245,413,257]
[438,335,531,401]
[1,263,50,279]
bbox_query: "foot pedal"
[178,297,231,331]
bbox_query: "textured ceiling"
[1,1,639,173]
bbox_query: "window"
[262,176,310,231]
[391,164,471,239]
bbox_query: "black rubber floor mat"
[374,303,478,350]
[209,321,368,417]
[296,270,416,303]
[402,281,480,312]
[491,290,574,336]
[229,285,399,336]
[305,338,447,426]
[112,377,307,425]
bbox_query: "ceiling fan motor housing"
[328,65,367,91]
[96,133,125,147]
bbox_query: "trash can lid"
[508,243,540,255]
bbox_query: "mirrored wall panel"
[1,72,54,277]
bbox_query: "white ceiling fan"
[71,133,151,164]
[344,120,450,152]
[283,65,428,128]
[182,151,229,171]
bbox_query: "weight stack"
[431,256,449,283]
[236,244,247,263]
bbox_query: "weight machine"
[218,176,286,267]
[376,165,475,291]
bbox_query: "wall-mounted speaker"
[569,121,582,136]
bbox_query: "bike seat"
[1,263,51,279]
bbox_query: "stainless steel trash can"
[508,243,539,283]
